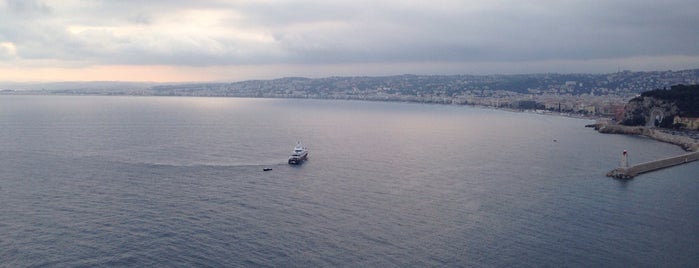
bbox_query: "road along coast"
[588,122,699,152]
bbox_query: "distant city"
[3,68,699,119]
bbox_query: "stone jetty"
[587,121,699,178]
[607,151,699,179]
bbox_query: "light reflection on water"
[0,95,697,267]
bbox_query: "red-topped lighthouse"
[620,150,629,169]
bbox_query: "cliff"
[621,84,699,128]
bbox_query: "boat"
[288,142,309,165]
[263,168,272,171]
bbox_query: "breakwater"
[587,122,699,178]
[607,151,699,179]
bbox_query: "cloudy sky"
[1,0,698,82]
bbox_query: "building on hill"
[673,116,699,130]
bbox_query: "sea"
[1,95,697,267]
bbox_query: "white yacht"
[288,142,308,165]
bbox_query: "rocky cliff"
[621,96,679,127]
[620,84,699,127]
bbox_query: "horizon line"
[1,67,698,85]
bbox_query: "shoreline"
[587,121,699,178]
[7,92,697,150]
[4,92,697,178]
[587,121,699,152]
[1,91,605,121]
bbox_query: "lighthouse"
[620,150,629,169]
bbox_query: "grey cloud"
[1,0,698,70]
[6,0,52,15]
[249,0,699,64]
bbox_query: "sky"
[1,0,698,82]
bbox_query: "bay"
[1,95,697,267]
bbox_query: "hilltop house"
[673,116,699,130]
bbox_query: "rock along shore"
[587,121,699,152]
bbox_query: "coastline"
[587,121,699,152]
[4,93,696,178]
[586,121,699,178]
[4,92,695,150]
[0,91,604,120]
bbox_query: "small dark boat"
[263,168,272,171]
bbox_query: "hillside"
[622,84,699,127]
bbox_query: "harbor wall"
[590,122,699,178]
[608,152,699,178]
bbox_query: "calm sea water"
[1,95,697,267]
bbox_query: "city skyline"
[1,0,698,82]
